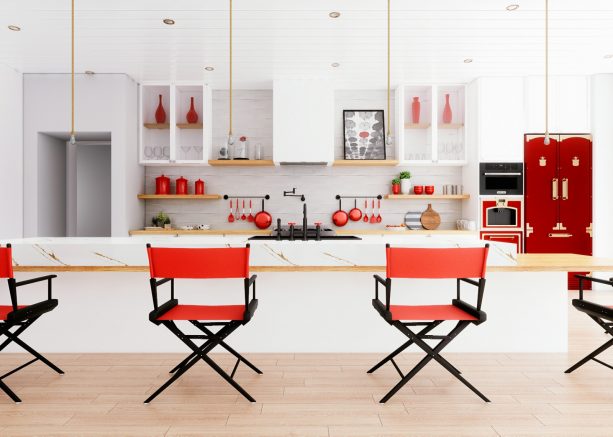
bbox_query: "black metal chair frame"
[0,271,63,403]
[369,274,489,403]
[145,272,261,403]
[565,275,613,374]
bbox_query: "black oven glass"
[487,208,517,226]
[485,176,519,191]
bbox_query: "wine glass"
[181,146,192,160]
[153,146,163,160]
[163,146,170,159]
[193,146,203,159]
[144,147,153,160]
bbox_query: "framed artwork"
[343,110,386,160]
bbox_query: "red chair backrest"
[0,245,14,279]
[386,245,489,279]
[147,245,250,279]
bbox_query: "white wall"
[0,65,23,239]
[36,134,67,237]
[23,74,142,237]
[77,144,112,237]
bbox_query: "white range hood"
[273,79,334,165]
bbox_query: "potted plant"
[399,171,412,194]
[391,177,401,195]
[152,211,171,229]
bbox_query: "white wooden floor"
[1,290,612,436]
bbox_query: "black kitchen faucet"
[283,188,308,240]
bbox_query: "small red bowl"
[413,185,424,195]
[425,185,435,195]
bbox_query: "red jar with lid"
[155,174,170,195]
[195,179,205,195]
[175,176,188,195]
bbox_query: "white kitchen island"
[5,234,610,354]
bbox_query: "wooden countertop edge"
[129,229,476,236]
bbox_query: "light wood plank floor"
[1,290,613,436]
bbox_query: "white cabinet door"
[478,77,524,162]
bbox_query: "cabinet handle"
[548,233,572,238]
[562,178,568,200]
[483,172,522,176]
[490,236,516,240]
[552,178,558,200]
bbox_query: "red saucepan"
[348,199,362,222]
[254,199,272,229]
[332,198,349,227]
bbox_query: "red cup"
[425,185,435,195]
[413,185,424,195]
[392,184,400,195]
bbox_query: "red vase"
[155,94,166,124]
[411,97,420,124]
[186,97,199,124]
[442,94,452,124]
[195,179,205,195]
[175,177,188,195]
[392,184,400,195]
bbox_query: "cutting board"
[420,204,441,230]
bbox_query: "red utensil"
[235,199,240,219]
[228,200,235,223]
[247,200,255,222]
[363,200,369,222]
[332,198,349,227]
[370,199,377,223]
[348,199,362,222]
[377,199,382,223]
[241,200,247,221]
[254,199,272,229]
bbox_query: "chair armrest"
[149,277,174,310]
[247,274,257,288]
[373,274,387,286]
[373,275,390,310]
[14,275,57,288]
[575,275,613,300]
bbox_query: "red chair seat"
[390,304,477,321]
[156,304,245,321]
[0,306,25,321]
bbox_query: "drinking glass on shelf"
[163,146,170,159]
[180,146,192,159]
[153,146,163,160]
[254,143,262,160]
[193,146,203,159]
[144,146,153,159]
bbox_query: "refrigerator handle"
[562,178,568,200]
[552,178,559,200]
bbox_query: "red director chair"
[145,244,261,403]
[565,275,613,374]
[369,244,490,403]
[0,244,63,403]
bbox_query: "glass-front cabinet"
[394,84,467,165]
[139,82,212,165]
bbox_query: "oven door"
[481,199,523,230]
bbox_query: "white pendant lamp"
[385,0,393,146]
[69,0,76,145]
[226,0,235,148]
[544,0,550,145]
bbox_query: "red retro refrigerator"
[524,134,592,289]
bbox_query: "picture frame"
[343,109,386,160]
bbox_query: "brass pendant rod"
[544,0,549,142]
[71,0,75,140]
[387,0,391,136]
[228,0,233,137]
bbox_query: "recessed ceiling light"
[7,25,21,31]
[604,54,613,59]
[463,58,473,63]
[329,11,341,19]
[204,66,215,71]
[163,18,175,25]
[84,70,95,75]
[506,4,520,11]
[331,62,340,68]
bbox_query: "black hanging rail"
[223,194,270,200]
[336,194,382,200]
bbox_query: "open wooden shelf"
[385,194,470,200]
[404,123,431,129]
[333,160,399,167]
[130,229,271,236]
[137,194,222,200]
[208,160,275,167]
[176,123,203,129]
[143,123,170,129]
[438,123,464,129]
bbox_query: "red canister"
[155,174,170,195]
[176,176,188,195]
[195,179,205,195]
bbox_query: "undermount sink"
[248,235,361,241]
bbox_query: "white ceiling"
[2,0,613,88]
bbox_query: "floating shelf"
[385,194,470,200]
[137,194,222,200]
[333,160,399,167]
[404,123,431,129]
[143,123,170,129]
[176,123,203,129]
[208,160,275,167]
[130,229,271,236]
[438,123,464,129]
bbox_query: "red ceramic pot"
[425,185,435,195]
[176,176,188,195]
[155,174,170,195]
[413,185,424,195]
[392,184,400,195]
[186,97,199,124]
[195,179,205,195]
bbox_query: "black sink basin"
[248,235,361,241]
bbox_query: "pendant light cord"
[71,0,75,140]
[387,0,391,137]
[544,0,549,141]
[228,0,233,137]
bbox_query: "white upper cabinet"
[524,76,590,134]
[477,77,525,162]
[273,79,334,164]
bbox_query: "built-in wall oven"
[479,162,523,195]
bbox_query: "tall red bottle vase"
[411,97,421,124]
[155,94,167,124]
[442,93,453,124]
[186,97,199,124]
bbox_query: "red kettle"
[175,176,188,195]
[155,174,170,195]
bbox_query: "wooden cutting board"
[420,204,441,230]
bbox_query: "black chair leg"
[3,331,64,375]
[565,337,613,374]
[0,378,21,403]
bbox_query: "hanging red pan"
[348,199,362,222]
[332,198,349,227]
[254,199,272,229]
